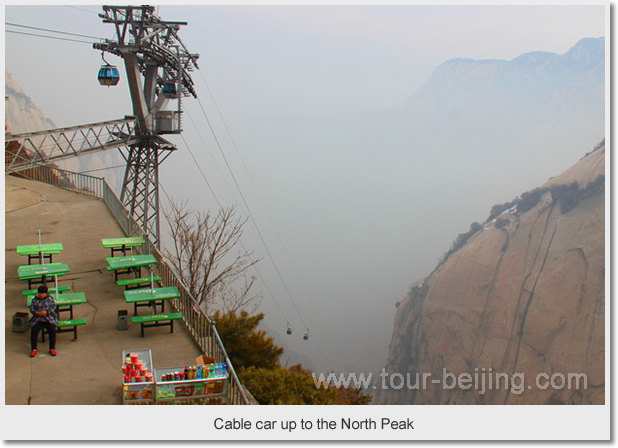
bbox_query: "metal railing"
[9,164,104,198]
[141,237,250,406]
[9,165,250,405]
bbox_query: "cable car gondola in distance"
[98,64,120,86]
[162,82,178,98]
[286,323,292,335]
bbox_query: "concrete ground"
[5,175,203,405]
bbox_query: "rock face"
[5,70,56,134]
[377,143,605,405]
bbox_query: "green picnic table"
[106,254,157,281]
[102,237,145,256]
[17,243,64,264]
[124,286,180,315]
[17,263,70,289]
[27,292,87,319]
[22,285,72,296]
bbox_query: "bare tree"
[163,199,261,315]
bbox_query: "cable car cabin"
[98,65,120,86]
[156,111,181,134]
[162,82,178,98]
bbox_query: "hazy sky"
[4,3,606,374]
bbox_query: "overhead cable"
[195,95,309,330]
[160,140,291,323]
[65,5,100,15]
[192,81,334,370]
[6,21,102,40]
[197,70,319,310]
[5,29,95,45]
[197,75,332,368]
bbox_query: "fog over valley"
[5,5,605,378]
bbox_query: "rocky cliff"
[377,142,605,405]
[5,70,56,134]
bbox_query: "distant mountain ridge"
[406,37,604,132]
[417,37,604,96]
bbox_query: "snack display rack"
[154,364,229,405]
[121,349,155,405]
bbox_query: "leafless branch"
[163,200,261,316]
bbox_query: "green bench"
[22,285,72,296]
[116,276,161,290]
[41,318,88,342]
[106,265,132,281]
[106,254,157,281]
[26,292,88,320]
[57,318,88,339]
[131,313,182,338]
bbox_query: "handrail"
[9,165,250,405]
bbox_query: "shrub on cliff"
[240,365,337,405]
[486,200,517,222]
[212,310,283,371]
[517,188,546,213]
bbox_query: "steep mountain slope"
[376,142,605,405]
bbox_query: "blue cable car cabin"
[162,82,178,98]
[98,65,120,86]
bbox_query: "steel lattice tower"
[94,5,199,247]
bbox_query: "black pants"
[30,321,56,351]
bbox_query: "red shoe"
[30,350,37,357]
[49,349,57,356]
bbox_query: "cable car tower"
[93,5,199,246]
